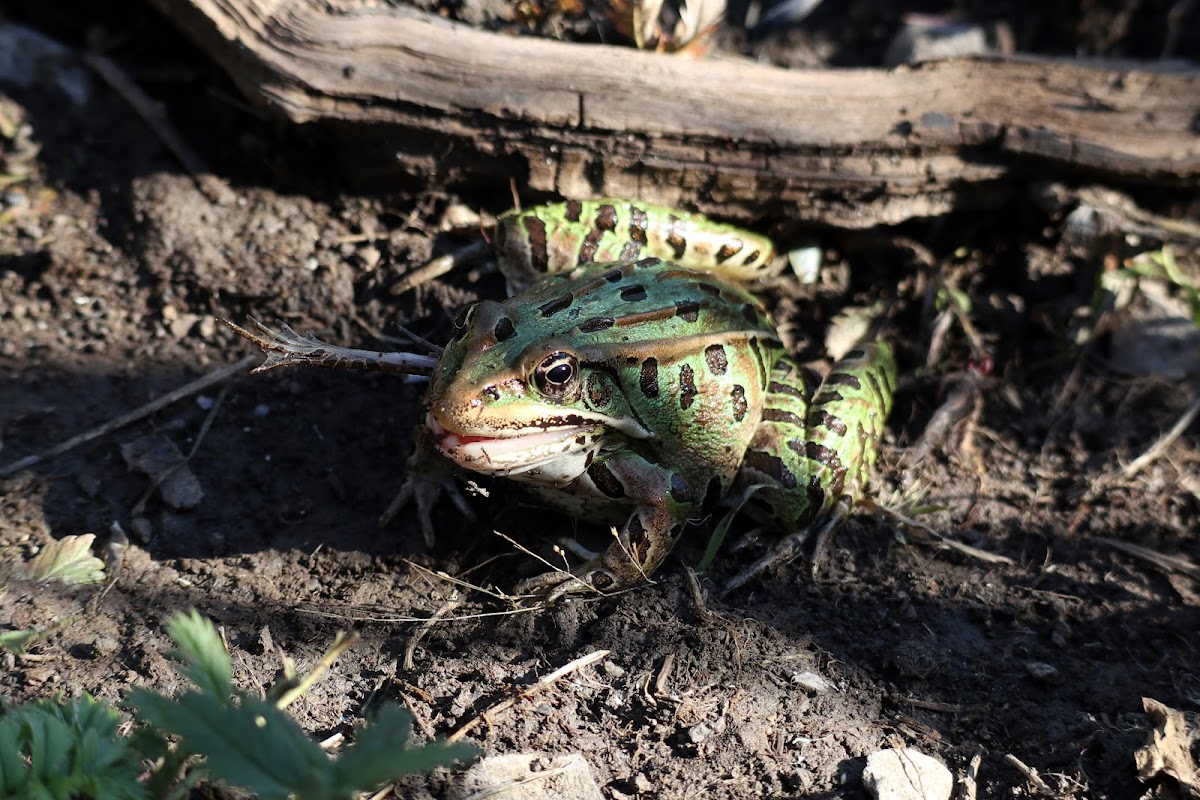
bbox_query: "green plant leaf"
[20,534,106,585]
[0,695,147,800]
[164,610,233,699]
[0,628,38,654]
[330,705,476,795]
[131,689,332,800]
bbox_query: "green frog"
[231,199,895,599]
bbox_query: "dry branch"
[146,0,1200,227]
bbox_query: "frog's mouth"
[427,412,598,477]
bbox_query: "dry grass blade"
[446,649,611,743]
[1097,537,1200,581]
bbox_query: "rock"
[120,433,204,510]
[885,16,990,66]
[863,748,953,800]
[452,753,602,800]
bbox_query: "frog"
[229,198,895,600]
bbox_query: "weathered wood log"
[146,0,1200,228]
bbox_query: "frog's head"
[426,298,650,477]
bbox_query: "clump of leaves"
[129,611,476,800]
[0,693,149,800]
[0,610,475,799]
[18,533,107,586]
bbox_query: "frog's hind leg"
[726,344,896,592]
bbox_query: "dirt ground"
[2,2,1199,798]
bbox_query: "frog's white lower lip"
[428,413,592,475]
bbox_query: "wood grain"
[146,0,1200,227]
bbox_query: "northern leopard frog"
[231,198,895,599]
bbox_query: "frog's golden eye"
[451,305,475,340]
[534,351,578,397]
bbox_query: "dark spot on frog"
[742,250,761,266]
[575,435,587,446]
[744,449,797,489]
[482,385,501,402]
[705,344,728,375]
[695,281,722,297]
[669,472,692,504]
[815,410,848,436]
[741,303,759,325]
[675,301,700,323]
[620,285,647,302]
[802,441,841,472]
[493,317,516,342]
[595,204,618,231]
[812,390,843,405]
[629,206,648,244]
[731,385,748,421]
[589,569,616,590]
[763,408,804,427]
[579,317,615,333]
[635,257,662,269]
[626,356,639,365]
[589,463,625,497]
[826,372,863,390]
[524,215,549,272]
[716,240,743,263]
[626,513,647,546]
[768,380,806,399]
[538,294,573,317]
[584,451,595,468]
[565,199,583,222]
[679,364,697,410]
[640,358,660,398]
[601,268,624,283]
[844,349,866,360]
[666,215,687,259]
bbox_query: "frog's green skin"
[494,199,778,293]
[424,253,895,596]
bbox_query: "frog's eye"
[451,305,475,340]
[534,351,578,397]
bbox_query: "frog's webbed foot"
[719,501,849,597]
[379,431,477,547]
[513,560,626,605]
[378,471,476,547]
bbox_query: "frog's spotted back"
[495,199,779,293]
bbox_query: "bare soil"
[1,3,1198,798]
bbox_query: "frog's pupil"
[547,363,573,384]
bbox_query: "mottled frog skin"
[494,198,778,293]
[419,199,895,596]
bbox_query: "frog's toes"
[514,564,616,604]
[378,474,476,547]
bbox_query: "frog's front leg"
[515,450,697,601]
[379,424,477,546]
